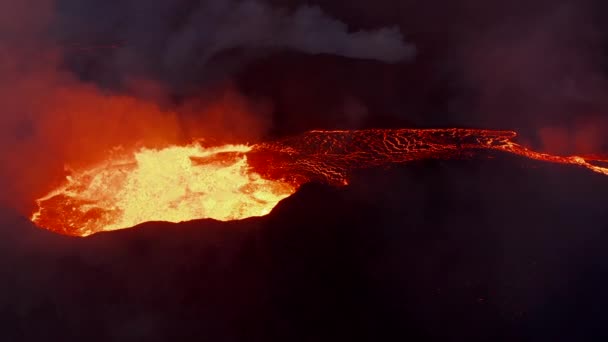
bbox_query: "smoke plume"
[55,0,415,88]
[0,0,414,213]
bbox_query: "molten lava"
[32,128,608,237]
[31,144,296,237]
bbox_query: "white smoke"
[166,2,414,65]
[55,0,415,85]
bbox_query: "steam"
[164,2,413,63]
[55,0,415,86]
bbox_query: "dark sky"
[2,0,608,341]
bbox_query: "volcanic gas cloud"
[31,128,608,237]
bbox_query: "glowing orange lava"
[31,144,296,237]
[31,128,608,237]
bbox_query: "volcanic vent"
[31,128,608,237]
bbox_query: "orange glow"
[31,144,296,237]
[31,128,608,237]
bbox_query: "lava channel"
[31,128,608,237]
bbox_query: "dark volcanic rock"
[1,158,608,341]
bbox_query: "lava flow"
[31,128,608,237]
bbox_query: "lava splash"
[31,128,608,237]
